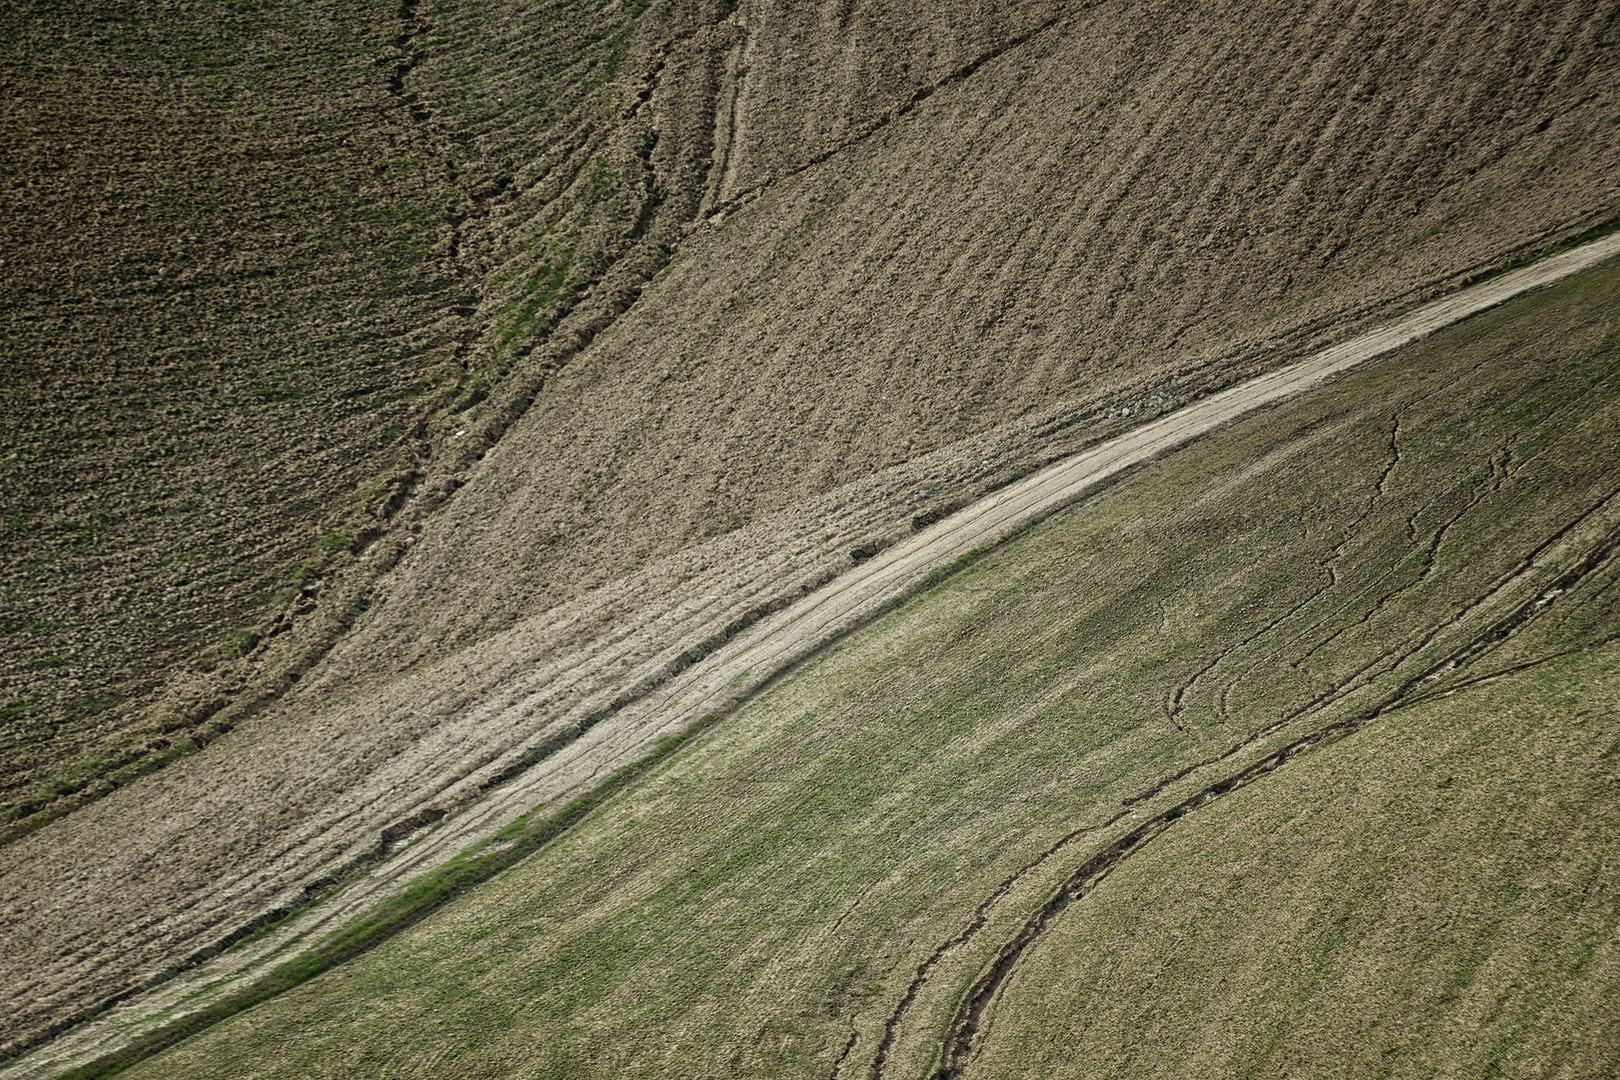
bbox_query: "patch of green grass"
[62,714,728,1080]
[968,644,1620,1079]
[494,262,570,349]
[1408,203,1478,246]
[0,695,45,725]
[248,382,311,404]
[223,629,259,658]
[918,542,991,591]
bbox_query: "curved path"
[8,230,1619,1079]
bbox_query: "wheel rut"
[857,334,1620,1080]
[878,497,1620,1080]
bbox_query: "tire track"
[1167,404,1409,727]
[1156,473,1620,820]
[915,505,1620,1080]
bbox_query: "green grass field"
[126,259,1620,1079]
[966,641,1620,1079]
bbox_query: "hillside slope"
[0,0,719,831]
[0,0,469,816]
[960,644,1620,1079]
[337,0,1620,673]
[4,0,1620,1070]
[114,243,1620,1079]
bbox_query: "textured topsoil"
[3,0,1620,1063]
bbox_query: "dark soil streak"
[832,1026,860,1077]
[1400,625,1620,710]
[1132,484,1620,820]
[848,819,1111,1080]
[711,11,1068,218]
[626,58,668,244]
[378,0,500,395]
[387,0,431,123]
[1169,400,1413,727]
[703,9,747,214]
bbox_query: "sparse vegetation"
[5,0,1620,1074]
[964,643,1620,1079]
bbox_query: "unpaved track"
[8,232,1617,1080]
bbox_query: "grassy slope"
[966,642,1620,1080]
[125,258,1620,1076]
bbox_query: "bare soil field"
[104,246,1620,1080]
[4,0,1620,1072]
[356,0,1620,677]
[0,0,466,818]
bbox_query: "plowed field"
[3,0,1619,1073]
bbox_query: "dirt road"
[9,230,1616,1080]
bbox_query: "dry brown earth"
[374,0,1620,671]
[3,0,1620,1069]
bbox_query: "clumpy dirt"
[2,0,1620,1065]
[0,0,464,819]
[0,0,715,832]
[341,0,1620,678]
